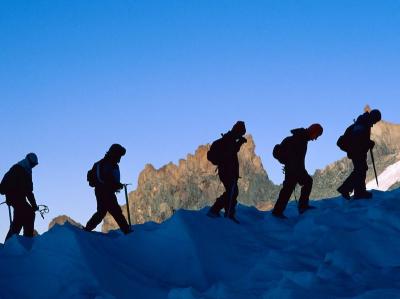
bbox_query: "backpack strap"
[96,162,105,184]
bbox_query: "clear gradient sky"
[1,1,400,238]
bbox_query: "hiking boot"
[272,210,288,219]
[83,226,92,232]
[298,205,316,215]
[353,191,373,200]
[207,210,221,218]
[337,187,351,200]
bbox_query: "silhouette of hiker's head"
[307,123,323,141]
[369,109,381,125]
[106,144,126,163]
[26,153,38,168]
[231,121,246,138]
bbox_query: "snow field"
[1,189,400,299]
[366,160,400,191]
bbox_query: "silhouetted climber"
[272,124,323,218]
[207,121,247,223]
[337,109,382,200]
[85,144,131,234]
[0,153,39,241]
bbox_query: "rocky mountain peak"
[48,215,83,230]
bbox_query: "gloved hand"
[115,183,124,193]
[32,204,39,211]
[369,140,375,149]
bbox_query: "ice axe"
[370,148,379,187]
[123,184,132,227]
[38,205,49,219]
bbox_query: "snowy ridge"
[2,190,400,299]
[366,160,400,191]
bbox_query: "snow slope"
[1,189,400,299]
[366,160,400,191]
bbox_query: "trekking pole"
[123,184,132,227]
[8,206,12,225]
[370,148,379,187]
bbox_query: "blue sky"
[1,0,400,237]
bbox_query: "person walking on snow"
[337,109,381,200]
[0,153,39,241]
[272,124,323,218]
[207,121,247,223]
[85,144,131,234]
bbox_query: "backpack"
[272,136,292,164]
[87,161,103,187]
[207,135,226,166]
[0,170,12,195]
[337,124,355,153]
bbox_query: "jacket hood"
[290,128,308,136]
[17,157,34,175]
